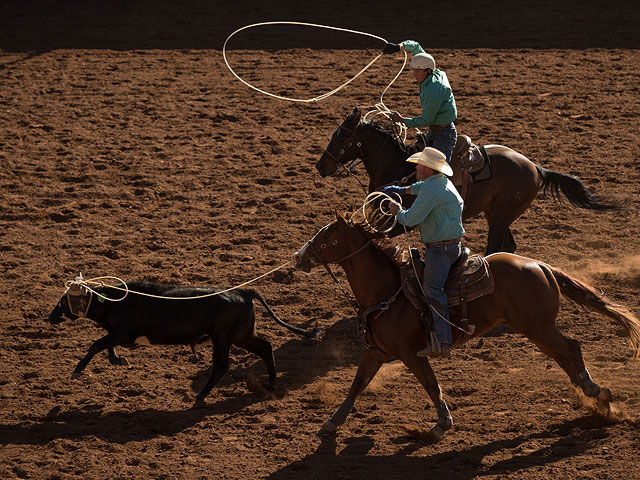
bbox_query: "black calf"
[48,279,319,403]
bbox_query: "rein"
[323,121,392,195]
[303,221,373,315]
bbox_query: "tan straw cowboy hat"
[406,147,453,176]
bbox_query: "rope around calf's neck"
[67,261,293,302]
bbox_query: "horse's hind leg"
[319,348,388,436]
[504,227,517,253]
[528,329,611,414]
[484,218,513,255]
[400,354,452,441]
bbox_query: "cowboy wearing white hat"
[406,146,454,177]
[382,39,458,164]
[382,147,465,357]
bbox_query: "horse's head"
[293,211,367,272]
[315,107,363,177]
[48,274,93,324]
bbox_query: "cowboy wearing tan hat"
[382,147,464,357]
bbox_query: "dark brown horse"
[293,213,640,440]
[315,107,617,255]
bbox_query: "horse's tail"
[249,291,322,340]
[546,264,640,360]
[536,165,619,210]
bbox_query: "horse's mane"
[360,120,422,157]
[347,215,407,268]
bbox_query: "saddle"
[400,247,495,337]
[449,135,492,201]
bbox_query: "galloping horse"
[316,107,617,255]
[293,213,640,440]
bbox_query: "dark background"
[1,0,639,52]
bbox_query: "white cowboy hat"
[406,147,453,176]
[409,52,435,71]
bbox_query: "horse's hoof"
[193,397,207,409]
[318,420,337,436]
[71,372,82,380]
[428,425,447,442]
[598,387,612,403]
[119,357,130,367]
[596,387,613,415]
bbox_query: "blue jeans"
[423,241,462,345]
[424,123,457,164]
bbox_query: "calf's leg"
[195,342,231,405]
[73,333,127,378]
[235,335,276,390]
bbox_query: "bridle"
[299,220,406,348]
[301,221,371,268]
[322,120,391,192]
[298,221,372,314]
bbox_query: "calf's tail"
[546,264,640,360]
[251,292,322,340]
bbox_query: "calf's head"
[49,275,94,324]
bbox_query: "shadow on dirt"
[0,404,212,446]
[188,314,360,406]
[266,416,617,480]
[0,316,360,447]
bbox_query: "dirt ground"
[1,2,639,479]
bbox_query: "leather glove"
[382,185,405,196]
[381,42,401,54]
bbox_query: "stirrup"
[417,332,450,358]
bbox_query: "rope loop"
[223,21,406,107]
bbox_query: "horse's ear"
[348,107,362,123]
[333,208,347,224]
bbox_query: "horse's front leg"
[400,353,452,441]
[319,348,388,436]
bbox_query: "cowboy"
[382,40,458,164]
[382,147,464,357]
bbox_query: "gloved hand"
[382,185,405,196]
[381,42,401,54]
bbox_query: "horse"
[292,212,640,440]
[315,107,618,255]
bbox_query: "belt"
[429,123,450,131]
[426,238,462,247]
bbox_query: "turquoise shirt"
[401,40,457,128]
[396,174,465,244]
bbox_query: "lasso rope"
[222,21,407,110]
[67,261,292,302]
[351,191,398,233]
